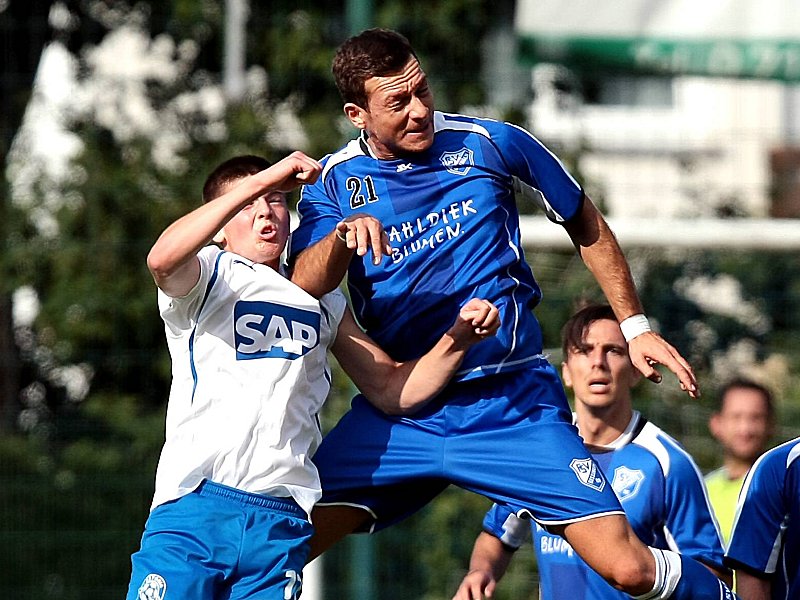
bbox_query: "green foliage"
[5,1,800,599]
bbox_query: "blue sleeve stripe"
[188,250,225,404]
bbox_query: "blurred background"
[2,0,800,598]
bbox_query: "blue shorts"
[314,360,623,531]
[126,480,312,600]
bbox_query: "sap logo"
[440,147,474,175]
[612,466,645,502]
[234,301,320,360]
[570,457,606,492]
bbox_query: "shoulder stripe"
[320,139,367,182]
[434,111,492,138]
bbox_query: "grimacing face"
[344,57,435,160]
[216,185,290,269]
[562,318,640,410]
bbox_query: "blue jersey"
[483,412,726,600]
[290,111,584,381]
[725,436,800,600]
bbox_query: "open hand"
[628,331,699,398]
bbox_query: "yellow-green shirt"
[704,467,745,546]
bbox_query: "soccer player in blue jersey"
[725,436,800,600]
[453,304,730,600]
[289,28,736,599]
[127,152,500,600]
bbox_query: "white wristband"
[619,314,651,342]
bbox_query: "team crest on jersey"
[137,573,166,600]
[612,466,645,502]
[234,301,320,360]
[570,457,606,492]
[439,147,474,175]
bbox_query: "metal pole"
[346,0,373,35]
[223,0,248,102]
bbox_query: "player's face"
[710,388,773,463]
[562,319,640,411]
[346,57,435,160]
[219,187,290,269]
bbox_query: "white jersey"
[150,245,347,516]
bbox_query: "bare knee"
[599,554,654,594]
[559,516,655,595]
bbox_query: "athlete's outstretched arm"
[147,152,321,297]
[331,298,499,415]
[563,196,698,398]
[452,532,514,600]
[289,214,392,298]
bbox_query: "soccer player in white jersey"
[725,436,800,600]
[125,152,500,600]
[453,303,730,600]
[288,28,736,600]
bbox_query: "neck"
[575,403,634,447]
[723,456,753,480]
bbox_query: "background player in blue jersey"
[288,28,737,600]
[705,379,775,545]
[127,152,500,600]
[453,304,730,600]
[725,436,800,600]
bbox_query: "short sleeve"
[289,173,344,260]
[482,504,530,550]
[726,448,789,575]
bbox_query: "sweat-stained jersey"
[725,436,800,600]
[151,245,347,516]
[482,412,727,600]
[289,111,584,381]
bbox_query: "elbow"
[368,389,423,417]
[146,249,170,281]
[383,399,419,416]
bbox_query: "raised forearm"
[291,214,392,298]
[564,198,643,320]
[290,233,354,298]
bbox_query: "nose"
[590,348,608,368]
[253,196,272,217]
[409,94,430,120]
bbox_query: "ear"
[708,412,721,438]
[629,367,643,388]
[344,103,367,130]
[561,362,573,389]
[212,228,226,246]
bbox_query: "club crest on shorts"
[439,147,474,176]
[570,457,606,492]
[137,573,166,600]
[612,466,645,502]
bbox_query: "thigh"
[314,394,448,530]
[231,500,313,600]
[444,366,624,525]
[127,494,235,600]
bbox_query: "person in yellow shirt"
[705,378,775,545]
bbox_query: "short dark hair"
[202,155,271,203]
[716,377,775,416]
[332,28,417,108]
[561,303,618,357]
